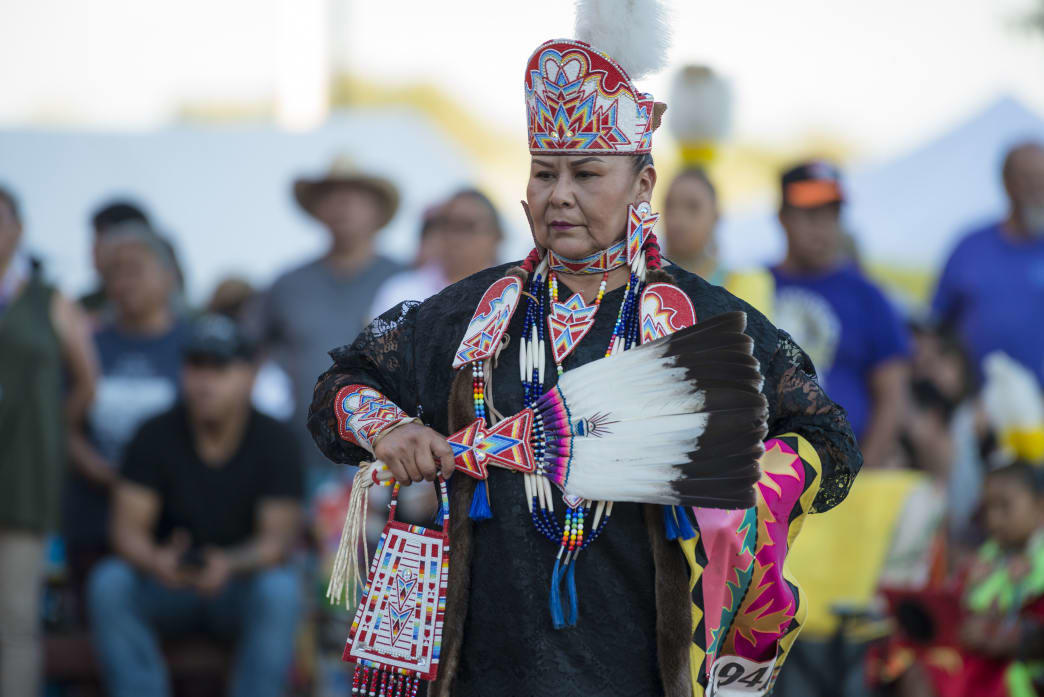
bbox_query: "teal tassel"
[565,559,579,627]
[549,557,565,629]
[674,506,697,541]
[469,480,492,520]
[662,506,680,540]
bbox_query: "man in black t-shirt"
[86,315,304,697]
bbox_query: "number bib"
[708,655,775,697]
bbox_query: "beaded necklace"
[463,204,662,627]
[517,262,646,627]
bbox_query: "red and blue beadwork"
[334,384,410,451]
[524,39,657,154]
[345,479,450,693]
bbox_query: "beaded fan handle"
[386,476,451,535]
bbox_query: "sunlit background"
[2,0,1044,303]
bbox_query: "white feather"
[983,352,1044,431]
[574,0,672,80]
[547,322,764,504]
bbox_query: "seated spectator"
[933,141,1044,386]
[954,461,1044,697]
[0,185,97,697]
[87,315,303,697]
[879,462,1044,697]
[64,222,190,590]
[207,276,294,421]
[909,321,985,543]
[80,200,151,318]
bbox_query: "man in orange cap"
[771,161,911,470]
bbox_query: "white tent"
[718,96,1044,273]
[0,108,477,301]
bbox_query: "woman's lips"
[549,221,579,230]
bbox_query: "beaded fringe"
[352,665,421,697]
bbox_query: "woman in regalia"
[308,2,861,695]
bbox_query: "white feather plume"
[551,320,766,506]
[574,0,672,80]
[983,352,1044,432]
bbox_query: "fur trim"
[645,504,694,697]
[430,476,477,697]
[433,368,479,696]
[505,265,529,286]
[448,367,475,432]
[574,0,672,81]
[646,267,675,284]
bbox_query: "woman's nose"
[550,179,575,208]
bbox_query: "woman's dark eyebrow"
[532,159,555,168]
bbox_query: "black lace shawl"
[307,262,861,695]
[308,262,859,514]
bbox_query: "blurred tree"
[1027,0,1044,34]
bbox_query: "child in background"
[956,461,1044,697]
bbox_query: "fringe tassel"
[327,463,380,608]
[565,558,579,627]
[549,556,565,629]
[662,505,680,541]
[674,505,697,540]
[468,480,493,520]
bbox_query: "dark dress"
[308,262,860,696]
[0,270,63,533]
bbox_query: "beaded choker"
[546,239,628,275]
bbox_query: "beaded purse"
[344,479,450,696]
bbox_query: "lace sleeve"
[307,301,421,466]
[764,329,862,513]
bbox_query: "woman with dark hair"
[663,167,724,284]
[307,3,861,695]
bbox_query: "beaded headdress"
[525,0,670,155]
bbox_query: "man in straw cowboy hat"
[246,156,403,489]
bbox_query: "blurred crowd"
[1,138,1044,697]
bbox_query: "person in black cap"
[86,314,304,697]
[769,161,911,471]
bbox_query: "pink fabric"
[694,507,756,662]
[724,439,807,661]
